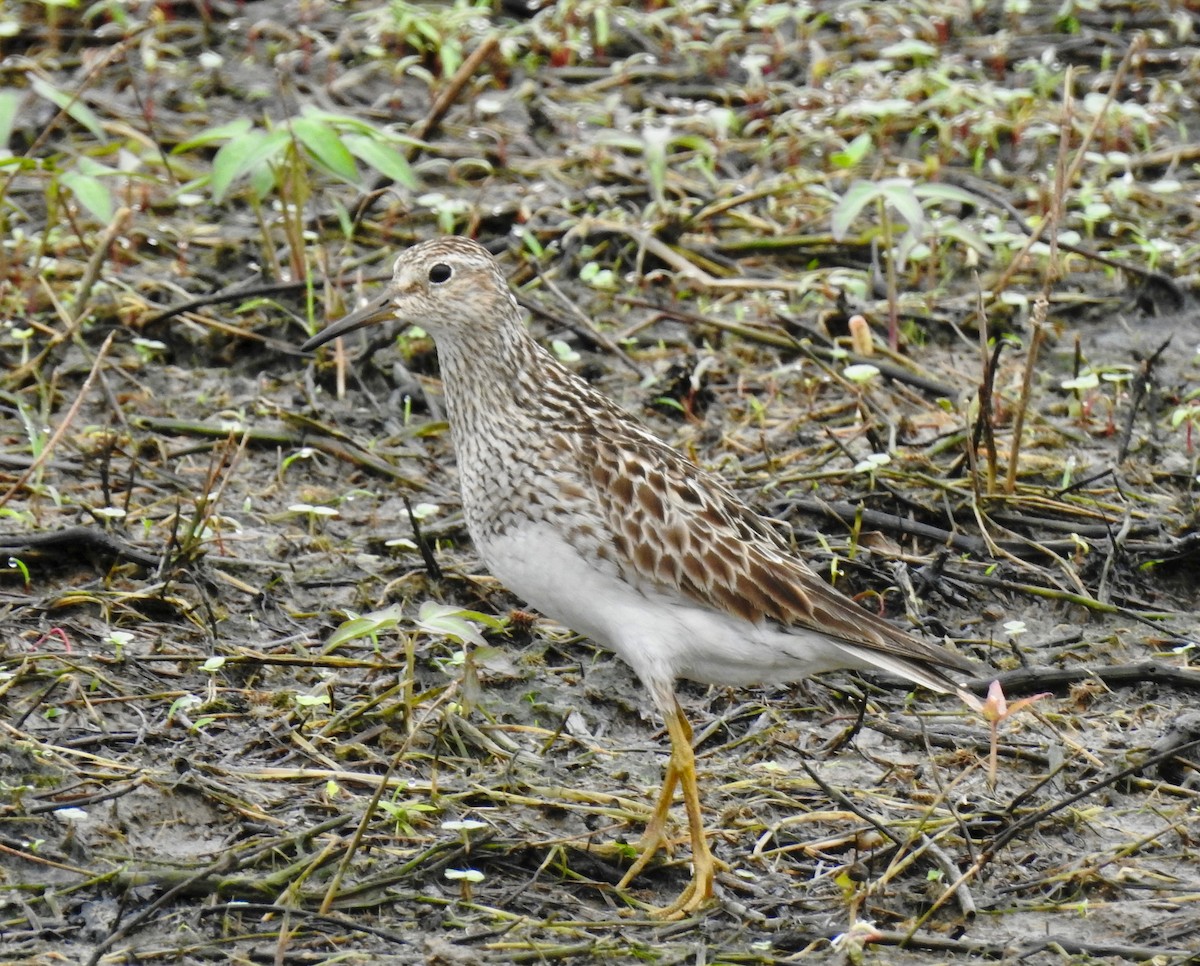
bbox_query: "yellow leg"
[616,742,681,890]
[618,699,721,918]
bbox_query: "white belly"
[475,522,870,712]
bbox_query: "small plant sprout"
[130,337,168,362]
[830,132,873,169]
[519,230,545,258]
[831,177,978,349]
[1060,454,1076,490]
[551,339,581,363]
[377,797,439,836]
[417,603,508,713]
[7,556,30,589]
[853,452,891,475]
[107,630,134,661]
[9,326,34,365]
[166,693,206,732]
[443,818,488,832]
[1061,370,1103,427]
[1101,367,1133,394]
[414,602,498,647]
[842,363,880,384]
[288,503,338,535]
[1079,200,1113,237]
[294,692,331,710]
[442,818,488,838]
[323,604,404,653]
[444,867,484,901]
[1068,532,1090,563]
[416,193,472,233]
[1060,371,1100,393]
[409,502,440,521]
[59,156,117,223]
[201,655,226,673]
[279,447,318,478]
[578,261,617,290]
[980,680,1050,787]
[1170,399,1200,452]
[641,122,671,208]
[191,107,419,206]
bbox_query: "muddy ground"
[2,1,1200,963]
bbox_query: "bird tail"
[845,646,983,713]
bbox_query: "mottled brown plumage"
[301,236,979,917]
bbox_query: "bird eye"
[428,263,452,284]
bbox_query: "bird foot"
[645,867,714,920]
[616,824,726,919]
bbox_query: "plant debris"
[1,1,1199,962]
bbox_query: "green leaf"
[299,107,429,148]
[29,76,105,141]
[292,116,358,182]
[295,693,330,708]
[75,156,116,178]
[642,125,669,204]
[912,182,980,208]
[415,601,488,647]
[174,117,253,153]
[551,339,580,362]
[1061,372,1100,392]
[210,128,290,202]
[59,171,113,221]
[830,132,872,169]
[343,134,418,188]
[592,130,646,152]
[880,39,937,60]
[248,162,277,202]
[843,363,880,384]
[519,229,544,258]
[935,219,992,258]
[0,90,20,148]
[837,98,915,121]
[443,868,484,882]
[325,604,404,648]
[830,180,881,240]
[877,177,924,229]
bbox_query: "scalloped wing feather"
[583,432,973,680]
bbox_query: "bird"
[300,236,981,917]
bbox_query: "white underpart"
[477,521,920,713]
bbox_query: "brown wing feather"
[583,431,973,675]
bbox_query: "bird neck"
[433,322,573,431]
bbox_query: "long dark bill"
[300,289,396,352]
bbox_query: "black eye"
[429,263,452,284]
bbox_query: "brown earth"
[1,1,1199,963]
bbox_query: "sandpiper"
[301,236,979,916]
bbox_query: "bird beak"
[300,289,396,352]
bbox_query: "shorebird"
[300,236,979,917]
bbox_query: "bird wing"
[581,431,974,678]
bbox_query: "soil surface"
[2,1,1199,964]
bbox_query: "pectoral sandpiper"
[301,236,979,917]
